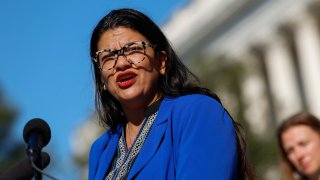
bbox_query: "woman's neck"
[122,92,162,125]
[123,92,162,149]
[126,120,143,149]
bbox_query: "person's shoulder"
[165,94,221,107]
[91,127,119,150]
[91,130,109,149]
[161,94,224,116]
[164,94,233,135]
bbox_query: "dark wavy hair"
[277,112,320,180]
[90,8,255,179]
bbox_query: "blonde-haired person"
[277,112,320,180]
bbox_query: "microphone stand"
[27,149,42,180]
[33,160,42,180]
[26,132,43,180]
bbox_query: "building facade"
[163,0,320,130]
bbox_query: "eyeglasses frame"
[92,41,156,71]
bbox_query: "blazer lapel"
[95,130,121,180]
[127,98,172,179]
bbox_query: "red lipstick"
[116,71,137,89]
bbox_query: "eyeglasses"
[93,41,156,71]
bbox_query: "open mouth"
[116,72,137,88]
[119,74,135,82]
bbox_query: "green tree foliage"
[0,88,25,174]
[187,54,280,179]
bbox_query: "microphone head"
[23,118,51,147]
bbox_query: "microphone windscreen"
[0,152,50,179]
[23,118,51,147]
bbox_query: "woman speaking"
[88,8,254,180]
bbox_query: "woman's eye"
[285,148,293,155]
[126,45,143,54]
[100,54,115,63]
[299,140,309,147]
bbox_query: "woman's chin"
[118,94,145,107]
[302,167,320,178]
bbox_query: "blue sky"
[0,0,189,178]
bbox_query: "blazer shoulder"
[90,131,110,154]
[166,94,231,129]
[168,94,222,110]
[90,125,122,149]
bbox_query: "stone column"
[264,34,302,122]
[294,12,320,118]
[241,51,274,136]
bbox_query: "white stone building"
[163,0,320,132]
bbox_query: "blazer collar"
[127,97,173,179]
[94,126,122,180]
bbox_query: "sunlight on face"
[97,27,166,111]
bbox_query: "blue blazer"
[89,94,238,180]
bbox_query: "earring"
[103,83,107,90]
[160,68,166,75]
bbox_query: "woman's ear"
[158,51,167,75]
[100,78,107,91]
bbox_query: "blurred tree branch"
[0,87,25,174]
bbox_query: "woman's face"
[97,27,166,110]
[281,125,320,177]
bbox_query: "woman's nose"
[114,55,131,70]
[294,148,306,161]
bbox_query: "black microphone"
[0,152,50,180]
[23,118,51,162]
[23,118,51,179]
